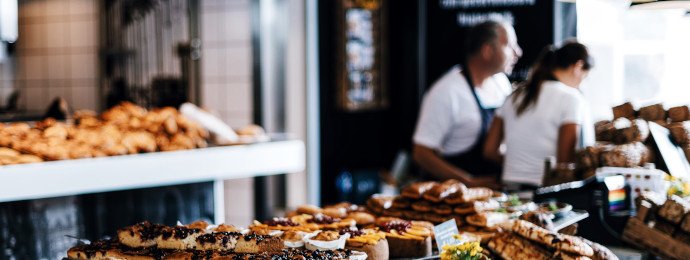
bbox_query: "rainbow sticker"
[608,188,627,211]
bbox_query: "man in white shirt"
[413,20,522,186]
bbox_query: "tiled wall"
[5,0,275,226]
[200,0,256,226]
[14,0,99,112]
[200,0,253,129]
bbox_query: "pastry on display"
[71,221,369,260]
[581,237,618,260]
[117,221,282,253]
[612,102,635,120]
[670,121,690,145]
[465,212,510,229]
[401,181,437,199]
[658,195,690,224]
[375,217,433,258]
[445,187,493,205]
[304,230,350,251]
[638,103,666,121]
[599,142,651,168]
[488,232,553,260]
[508,220,593,257]
[422,179,467,203]
[67,240,364,260]
[669,105,690,122]
[0,102,210,166]
[341,227,389,260]
[454,200,500,215]
[365,194,394,214]
[347,211,376,226]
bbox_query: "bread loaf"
[669,122,690,145]
[576,146,601,170]
[638,104,666,121]
[658,195,690,224]
[487,232,553,260]
[401,182,437,199]
[422,179,467,203]
[581,238,619,260]
[595,120,615,142]
[510,220,593,257]
[600,142,650,167]
[669,105,690,122]
[612,102,635,120]
[608,118,649,144]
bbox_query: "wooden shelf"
[622,218,690,260]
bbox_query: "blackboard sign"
[424,0,558,87]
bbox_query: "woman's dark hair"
[513,41,593,116]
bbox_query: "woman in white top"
[483,41,595,187]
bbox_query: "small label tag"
[433,218,460,253]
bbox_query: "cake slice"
[117,221,167,248]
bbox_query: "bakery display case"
[63,180,615,260]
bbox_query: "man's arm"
[483,117,504,164]
[413,144,497,187]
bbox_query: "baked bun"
[424,212,449,224]
[444,187,493,205]
[343,228,389,260]
[433,204,453,215]
[297,204,323,215]
[366,195,394,214]
[422,179,467,203]
[377,218,433,258]
[323,207,348,219]
[401,181,437,199]
[453,200,500,215]
[392,196,411,209]
[410,200,432,212]
[465,212,510,229]
[348,212,375,226]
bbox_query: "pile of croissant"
[0,102,208,165]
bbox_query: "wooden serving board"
[622,218,690,260]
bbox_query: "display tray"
[0,139,304,203]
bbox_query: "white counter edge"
[0,140,305,203]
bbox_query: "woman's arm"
[483,117,504,164]
[413,144,497,187]
[556,123,579,163]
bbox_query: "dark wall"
[319,0,423,204]
[425,1,556,85]
[318,0,574,204]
